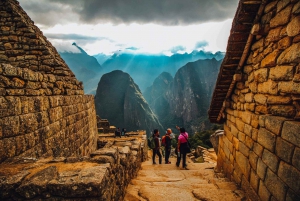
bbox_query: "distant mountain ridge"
[59,43,102,94]
[94,70,163,134]
[101,50,225,92]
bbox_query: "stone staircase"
[125,153,246,201]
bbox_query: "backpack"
[161,135,166,146]
[147,136,156,149]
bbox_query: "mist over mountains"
[59,43,223,134]
[59,44,224,94]
[100,50,224,92]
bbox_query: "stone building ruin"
[0,0,98,162]
[209,0,300,200]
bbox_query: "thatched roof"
[208,0,267,123]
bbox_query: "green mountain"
[144,58,222,134]
[95,70,163,135]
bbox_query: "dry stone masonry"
[0,134,148,200]
[209,0,300,200]
[0,0,98,162]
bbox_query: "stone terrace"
[0,132,147,200]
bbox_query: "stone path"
[124,153,246,201]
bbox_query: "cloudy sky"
[18,0,239,56]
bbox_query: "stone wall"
[0,135,147,200]
[0,0,98,162]
[218,1,300,200]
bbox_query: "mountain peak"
[72,42,88,55]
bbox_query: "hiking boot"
[183,166,189,170]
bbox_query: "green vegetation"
[189,124,223,149]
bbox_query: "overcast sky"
[18,0,239,56]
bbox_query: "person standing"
[176,126,189,170]
[152,129,162,164]
[115,127,121,138]
[164,128,172,164]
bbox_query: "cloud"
[125,47,139,51]
[45,33,101,41]
[194,41,209,49]
[19,0,239,26]
[170,46,186,54]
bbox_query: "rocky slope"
[95,70,163,133]
[144,58,222,133]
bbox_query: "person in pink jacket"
[176,126,189,170]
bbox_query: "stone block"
[265,168,288,201]
[15,135,26,156]
[252,128,258,141]
[258,128,276,152]
[254,94,267,105]
[266,27,282,43]
[277,43,300,65]
[279,83,294,97]
[250,114,259,128]
[244,65,253,75]
[244,123,252,137]
[254,68,268,82]
[239,141,250,157]
[249,151,258,170]
[245,93,254,103]
[257,79,278,95]
[252,38,264,51]
[6,89,25,96]
[250,169,259,192]
[245,136,254,149]
[223,143,231,159]
[270,65,294,81]
[270,5,292,28]
[293,1,300,14]
[281,120,300,146]
[269,105,295,118]
[258,180,271,201]
[236,118,245,132]
[286,189,300,201]
[265,115,286,135]
[2,116,20,137]
[232,136,239,150]
[278,161,300,193]
[3,137,16,158]
[253,142,264,157]
[48,106,63,123]
[249,81,258,93]
[276,137,294,163]
[265,1,277,13]
[278,36,292,50]
[292,147,300,171]
[262,149,279,173]
[236,151,250,180]
[258,115,267,127]
[287,15,300,36]
[257,158,267,180]
[267,95,292,104]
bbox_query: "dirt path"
[124,153,246,201]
